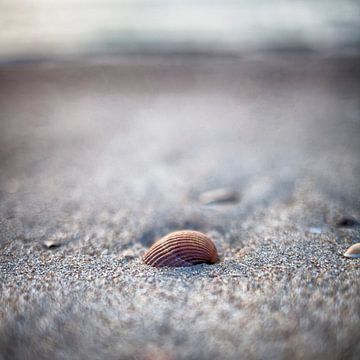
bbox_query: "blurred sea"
[0,0,359,61]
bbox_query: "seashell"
[143,230,219,267]
[344,243,360,258]
[199,187,239,205]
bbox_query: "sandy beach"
[0,53,359,359]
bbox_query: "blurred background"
[0,0,359,61]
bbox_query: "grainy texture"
[0,54,360,360]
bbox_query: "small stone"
[308,227,322,234]
[122,249,135,259]
[43,240,61,249]
[199,187,239,205]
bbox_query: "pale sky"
[0,0,359,59]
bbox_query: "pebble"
[199,187,239,205]
[308,227,323,235]
[122,249,136,259]
[43,240,62,249]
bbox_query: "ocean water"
[0,0,359,60]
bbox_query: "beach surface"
[0,54,360,359]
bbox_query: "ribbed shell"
[143,230,219,267]
[344,243,360,258]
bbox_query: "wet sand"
[0,54,360,359]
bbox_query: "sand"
[0,54,359,359]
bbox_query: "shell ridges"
[143,230,219,267]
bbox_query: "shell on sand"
[143,230,219,267]
[199,188,239,205]
[344,243,360,258]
